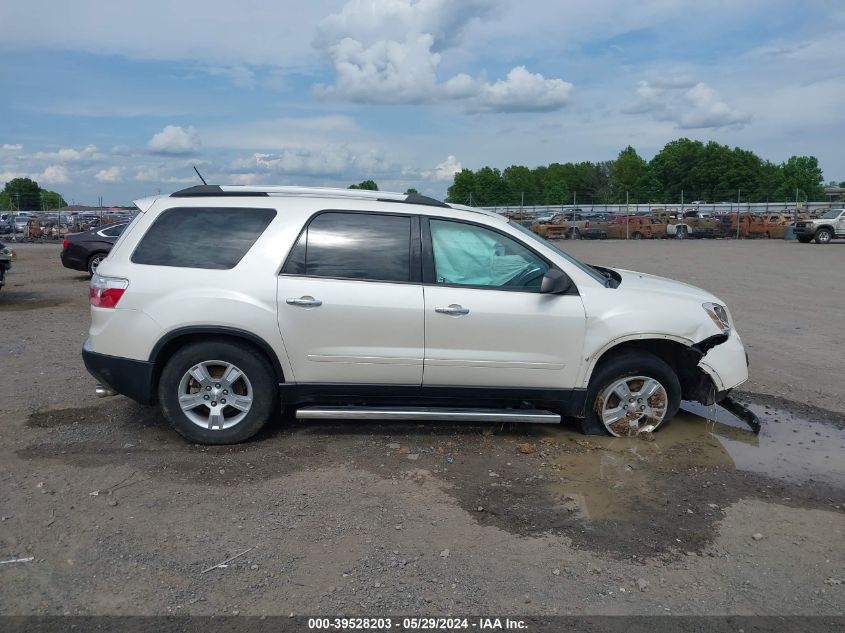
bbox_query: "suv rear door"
[278,211,424,385]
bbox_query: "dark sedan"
[61,223,128,276]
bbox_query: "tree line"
[1,177,67,211]
[446,138,831,207]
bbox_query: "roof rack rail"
[169,185,450,208]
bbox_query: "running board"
[295,406,560,424]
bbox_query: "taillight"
[89,274,128,308]
[585,220,590,229]
[62,239,70,249]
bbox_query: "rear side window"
[282,212,411,282]
[100,223,126,237]
[131,207,275,269]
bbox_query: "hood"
[614,268,721,304]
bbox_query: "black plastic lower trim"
[82,345,155,404]
[278,383,587,418]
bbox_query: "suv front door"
[278,211,424,385]
[421,218,586,390]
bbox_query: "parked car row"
[0,211,136,238]
[527,209,840,241]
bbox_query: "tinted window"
[131,207,275,269]
[430,219,549,291]
[283,212,410,282]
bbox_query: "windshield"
[820,209,843,219]
[509,220,608,284]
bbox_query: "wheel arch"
[149,327,285,393]
[581,335,718,407]
[815,224,835,235]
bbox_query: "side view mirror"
[540,268,574,294]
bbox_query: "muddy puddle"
[546,400,845,521]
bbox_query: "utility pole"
[572,191,576,220]
[736,189,741,240]
[626,191,630,240]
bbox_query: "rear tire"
[632,231,643,240]
[570,228,581,240]
[581,353,681,437]
[158,340,277,444]
[87,253,106,277]
[814,228,833,244]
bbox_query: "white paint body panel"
[277,276,424,384]
[422,286,585,388]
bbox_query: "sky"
[1,0,843,205]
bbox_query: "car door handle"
[286,296,322,307]
[435,304,470,316]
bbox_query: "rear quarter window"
[131,207,276,269]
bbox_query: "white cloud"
[41,165,71,184]
[624,79,750,129]
[472,66,573,112]
[315,0,573,112]
[95,166,123,182]
[34,145,100,161]
[147,125,200,155]
[235,145,392,178]
[2,143,23,151]
[431,155,462,180]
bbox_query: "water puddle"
[548,400,845,521]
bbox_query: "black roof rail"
[170,185,268,197]
[378,193,450,208]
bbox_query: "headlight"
[703,302,731,334]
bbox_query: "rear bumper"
[82,339,155,404]
[60,247,87,272]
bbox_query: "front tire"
[814,228,833,244]
[158,340,277,444]
[675,225,688,240]
[581,353,681,437]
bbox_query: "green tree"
[543,163,570,205]
[776,156,824,201]
[609,146,649,203]
[348,180,379,191]
[648,138,706,202]
[472,166,509,206]
[404,188,419,195]
[503,165,540,206]
[446,169,476,204]
[41,190,68,209]
[1,177,41,211]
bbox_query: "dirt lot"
[0,241,843,618]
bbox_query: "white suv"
[83,185,748,444]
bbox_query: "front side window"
[283,212,411,282]
[131,207,276,269]
[429,219,549,291]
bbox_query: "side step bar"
[295,406,560,424]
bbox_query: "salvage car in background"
[61,223,127,276]
[605,215,666,239]
[793,208,845,244]
[0,240,14,291]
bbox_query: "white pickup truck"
[794,208,845,244]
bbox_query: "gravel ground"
[0,241,843,617]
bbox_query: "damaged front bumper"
[698,330,749,394]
